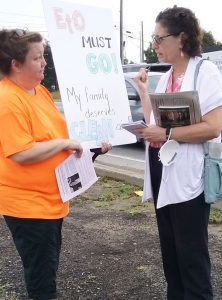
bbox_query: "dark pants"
[3,216,63,300]
[149,146,213,300]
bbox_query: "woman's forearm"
[171,108,222,143]
[139,89,152,124]
[10,139,82,164]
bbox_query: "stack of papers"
[121,120,148,135]
[55,149,98,202]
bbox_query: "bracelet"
[166,126,172,141]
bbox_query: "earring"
[179,46,184,58]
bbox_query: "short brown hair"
[156,6,202,57]
[0,29,43,75]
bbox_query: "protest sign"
[42,0,136,148]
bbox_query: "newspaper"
[121,120,148,135]
[149,91,201,127]
[55,149,98,202]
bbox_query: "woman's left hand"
[100,142,112,154]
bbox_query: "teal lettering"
[86,53,118,74]
[86,53,98,74]
[98,53,111,74]
[69,119,114,145]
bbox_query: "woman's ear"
[11,59,22,73]
[179,32,188,46]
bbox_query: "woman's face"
[152,22,182,64]
[16,42,46,88]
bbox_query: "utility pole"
[120,0,124,64]
[140,21,144,62]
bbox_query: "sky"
[0,0,221,62]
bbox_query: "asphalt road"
[94,142,146,186]
[110,142,145,160]
[96,142,145,172]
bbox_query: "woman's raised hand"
[134,68,149,91]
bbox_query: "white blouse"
[143,57,222,209]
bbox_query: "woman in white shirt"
[135,6,222,300]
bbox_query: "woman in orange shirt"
[0,29,111,300]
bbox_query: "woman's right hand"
[134,68,148,92]
[64,139,83,157]
[133,68,152,124]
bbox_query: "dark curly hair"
[156,6,202,57]
[0,29,43,75]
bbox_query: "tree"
[42,42,58,91]
[202,30,222,52]
[202,30,216,47]
[144,42,157,63]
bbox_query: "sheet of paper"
[55,149,98,202]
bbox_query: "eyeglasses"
[151,33,179,45]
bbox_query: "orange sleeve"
[0,105,34,157]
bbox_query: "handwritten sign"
[42,0,136,148]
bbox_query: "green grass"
[51,90,61,100]
[74,177,222,223]
[209,207,222,224]
[98,177,142,202]
[99,178,222,223]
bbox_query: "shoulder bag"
[195,59,222,204]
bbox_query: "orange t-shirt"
[0,77,70,219]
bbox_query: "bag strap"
[193,59,211,153]
[194,59,207,90]
[203,142,209,155]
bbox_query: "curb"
[94,162,144,186]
